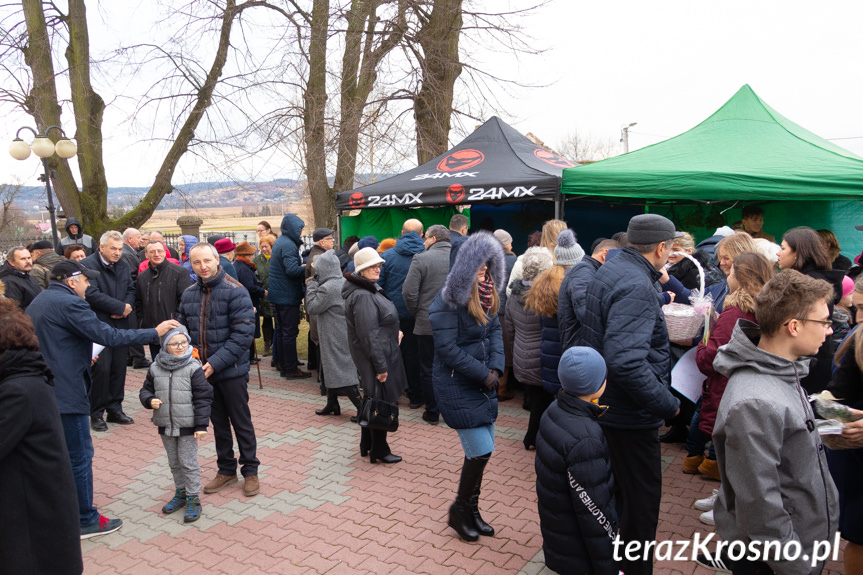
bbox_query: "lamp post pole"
[621,122,637,154]
[9,125,77,252]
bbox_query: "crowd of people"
[2,208,863,575]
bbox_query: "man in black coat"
[122,227,151,369]
[0,247,41,310]
[559,239,619,352]
[578,214,681,575]
[136,240,194,359]
[447,213,470,268]
[81,231,137,431]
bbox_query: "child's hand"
[194,431,207,439]
[151,399,162,409]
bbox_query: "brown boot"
[203,473,238,494]
[698,458,721,481]
[497,369,514,401]
[243,475,260,497]
[683,454,704,474]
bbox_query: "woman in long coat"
[342,247,407,464]
[429,231,505,542]
[0,297,83,574]
[306,250,363,419]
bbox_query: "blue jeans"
[456,424,495,459]
[60,414,101,526]
[686,402,716,459]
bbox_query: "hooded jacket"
[429,232,505,430]
[578,247,680,429]
[268,214,306,306]
[0,260,41,310]
[559,256,602,352]
[505,279,543,387]
[535,392,618,575]
[304,251,359,389]
[402,239,451,335]
[379,231,425,320]
[0,348,83,575]
[58,217,95,256]
[176,268,255,383]
[713,321,839,575]
[135,259,194,328]
[180,235,198,281]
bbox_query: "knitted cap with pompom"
[554,229,585,266]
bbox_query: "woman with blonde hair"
[507,219,578,297]
[430,232,505,542]
[703,231,758,312]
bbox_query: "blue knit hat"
[558,346,607,396]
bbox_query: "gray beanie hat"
[522,247,554,282]
[160,324,191,349]
[554,229,585,266]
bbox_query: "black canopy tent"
[334,116,575,213]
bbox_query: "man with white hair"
[81,231,137,431]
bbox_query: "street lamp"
[9,125,77,250]
[620,122,637,154]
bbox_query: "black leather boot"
[469,454,494,536]
[315,389,341,416]
[345,386,362,423]
[448,457,484,541]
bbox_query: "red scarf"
[478,272,495,314]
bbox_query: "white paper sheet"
[670,346,705,403]
[92,343,105,360]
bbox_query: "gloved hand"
[483,369,500,392]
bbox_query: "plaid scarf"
[477,272,495,314]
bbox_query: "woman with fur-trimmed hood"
[429,231,505,543]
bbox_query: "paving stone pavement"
[80,363,846,574]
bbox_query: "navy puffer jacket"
[577,247,680,429]
[536,392,618,575]
[558,256,601,351]
[268,214,306,306]
[540,314,563,396]
[177,269,255,383]
[379,231,425,320]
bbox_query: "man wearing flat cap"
[578,213,682,575]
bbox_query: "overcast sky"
[3,0,863,188]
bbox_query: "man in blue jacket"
[578,214,681,575]
[559,238,619,352]
[379,218,425,408]
[81,231,137,431]
[268,214,311,379]
[28,259,178,539]
[178,243,260,497]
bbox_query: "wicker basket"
[662,253,707,344]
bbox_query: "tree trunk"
[414,0,463,165]
[304,0,332,230]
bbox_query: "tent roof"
[561,85,863,201]
[335,116,575,210]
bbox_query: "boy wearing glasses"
[140,326,213,523]
[696,270,839,574]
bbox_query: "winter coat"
[177,269,255,383]
[305,244,328,279]
[448,230,468,268]
[342,272,407,403]
[122,242,140,282]
[219,256,238,280]
[304,251,359,389]
[30,249,64,290]
[498,250,517,316]
[695,305,754,436]
[136,244,181,275]
[269,214,306,306]
[713,321,839,575]
[379,231,425,320]
[402,239,451,335]
[578,247,680,429]
[135,259,194,329]
[57,217,95,256]
[799,264,845,394]
[140,359,213,436]
[180,235,198,282]
[535,392,618,575]
[832,253,853,272]
[0,260,41,310]
[80,252,135,328]
[505,280,543,387]
[429,231,506,430]
[0,348,83,575]
[540,314,563,396]
[235,258,265,309]
[27,283,159,414]
[827,334,863,410]
[559,256,601,352]
[253,252,273,317]
[667,249,724,291]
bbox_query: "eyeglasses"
[166,341,189,349]
[783,317,833,329]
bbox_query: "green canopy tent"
[561,85,863,256]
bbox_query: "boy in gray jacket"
[700,270,839,575]
[140,326,213,523]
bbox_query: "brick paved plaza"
[80,362,846,574]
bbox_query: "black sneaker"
[162,489,186,514]
[80,515,123,539]
[695,551,733,574]
[184,495,201,523]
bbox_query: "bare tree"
[0,182,29,240]
[556,130,619,164]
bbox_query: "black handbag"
[358,396,399,432]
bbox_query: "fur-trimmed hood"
[441,231,505,307]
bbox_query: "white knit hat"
[354,247,385,273]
